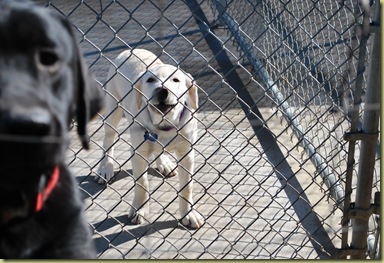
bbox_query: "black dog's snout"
[154,88,169,103]
[0,108,52,136]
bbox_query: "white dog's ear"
[185,73,199,111]
[134,73,145,110]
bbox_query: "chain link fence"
[40,0,380,259]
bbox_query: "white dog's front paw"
[156,154,177,177]
[128,206,149,225]
[96,159,115,184]
[181,209,204,229]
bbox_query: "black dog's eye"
[39,50,59,66]
[173,78,180,82]
[147,77,155,83]
[36,49,60,73]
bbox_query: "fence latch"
[343,131,379,142]
[348,192,380,220]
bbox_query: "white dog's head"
[135,64,198,127]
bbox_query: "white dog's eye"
[36,48,60,74]
[147,77,155,83]
[173,78,180,82]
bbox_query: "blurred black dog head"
[0,0,102,225]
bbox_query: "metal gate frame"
[210,0,381,259]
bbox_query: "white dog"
[96,49,204,229]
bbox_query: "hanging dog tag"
[144,131,158,142]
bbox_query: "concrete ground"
[40,0,360,259]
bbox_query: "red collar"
[35,165,60,212]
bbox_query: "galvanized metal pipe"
[350,0,381,259]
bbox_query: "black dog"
[0,0,102,258]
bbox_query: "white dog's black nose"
[0,108,52,136]
[154,87,169,103]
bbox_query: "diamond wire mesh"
[39,0,380,259]
[208,0,380,258]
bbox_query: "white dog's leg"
[128,153,150,224]
[156,154,177,177]
[177,148,204,229]
[96,102,123,184]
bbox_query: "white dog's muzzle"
[151,87,177,113]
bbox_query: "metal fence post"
[350,0,381,259]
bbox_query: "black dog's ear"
[74,50,103,149]
[54,13,103,149]
[72,45,103,150]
